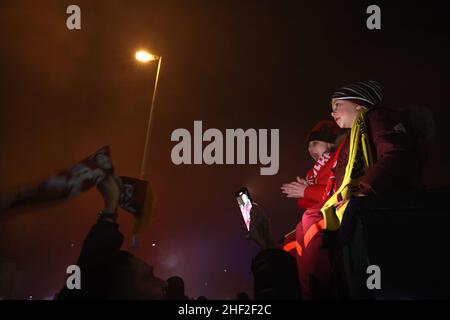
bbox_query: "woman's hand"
[333,199,346,211]
[97,174,122,213]
[333,190,366,211]
[248,204,277,250]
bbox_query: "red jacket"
[334,108,422,195]
[298,152,335,209]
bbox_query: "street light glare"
[135,50,158,62]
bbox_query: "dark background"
[0,0,449,299]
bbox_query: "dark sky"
[1,0,450,299]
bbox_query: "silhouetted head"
[235,292,251,300]
[165,276,187,300]
[251,249,301,300]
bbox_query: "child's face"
[308,140,331,161]
[331,99,364,128]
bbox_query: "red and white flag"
[1,146,113,209]
[0,146,153,233]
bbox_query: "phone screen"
[236,188,253,231]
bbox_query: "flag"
[1,146,113,210]
[118,176,154,234]
[0,146,154,234]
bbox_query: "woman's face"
[331,99,363,128]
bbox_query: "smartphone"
[236,187,253,231]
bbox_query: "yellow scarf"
[321,110,374,230]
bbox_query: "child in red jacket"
[281,120,341,256]
[281,119,341,209]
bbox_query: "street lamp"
[135,50,162,179]
[135,50,158,63]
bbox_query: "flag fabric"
[118,176,154,234]
[2,146,113,209]
[0,146,153,234]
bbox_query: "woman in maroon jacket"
[295,80,422,299]
[330,81,422,197]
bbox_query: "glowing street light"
[135,50,158,63]
[135,49,163,179]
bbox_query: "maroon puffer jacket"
[333,108,423,195]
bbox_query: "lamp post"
[135,50,162,179]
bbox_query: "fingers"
[281,184,303,192]
[112,175,124,191]
[281,181,295,188]
[282,177,308,190]
[281,180,307,199]
[101,174,115,185]
[300,179,309,185]
[333,200,345,211]
[281,182,302,190]
[281,191,299,197]
[353,191,367,197]
[333,200,343,207]
[286,194,301,198]
[250,203,260,215]
[282,188,302,198]
[296,177,306,184]
[281,188,296,195]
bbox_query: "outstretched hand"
[247,204,277,250]
[97,174,123,213]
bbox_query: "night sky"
[1,0,450,299]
